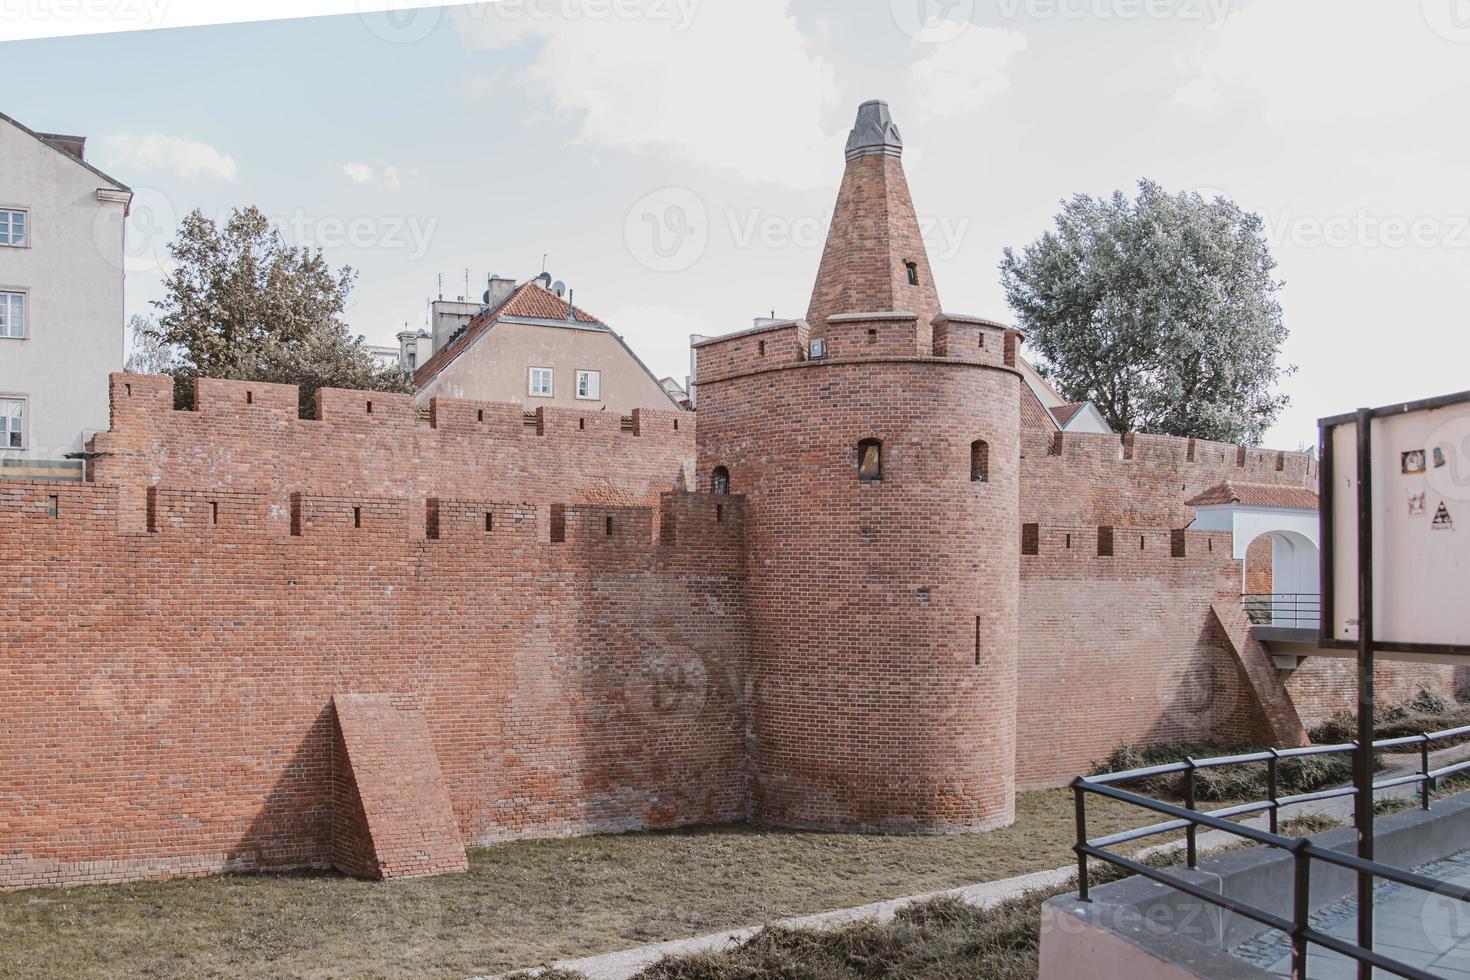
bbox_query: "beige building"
[412,275,679,414]
[0,111,131,481]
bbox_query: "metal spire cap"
[844,100,903,161]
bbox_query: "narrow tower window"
[711,466,730,495]
[970,439,990,483]
[857,439,883,482]
[905,261,919,286]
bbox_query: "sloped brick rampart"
[332,695,467,879]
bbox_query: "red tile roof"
[412,281,605,388]
[1050,403,1084,427]
[1187,482,1319,510]
[1020,383,1060,436]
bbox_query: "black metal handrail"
[1073,725,1470,979]
[1242,592,1321,629]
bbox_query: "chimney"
[41,134,86,161]
[485,274,515,309]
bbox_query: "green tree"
[144,206,409,415]
[1000,180,1291,445]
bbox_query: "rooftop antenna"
[464,268,470,299]
[437,274,443,301]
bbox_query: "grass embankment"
[0,787,1185,980]
[520,814,1344,980]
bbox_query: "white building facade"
[0,112,131,480]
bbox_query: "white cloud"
[99,133,237,180]
[1173,0,1470,123]
[451,0,840,188]
[340,162,415,190]
[911,27,1028,121]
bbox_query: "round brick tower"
[694,101,1021,832]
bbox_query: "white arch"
[1191,503,1321,628]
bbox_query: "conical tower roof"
[806,101,941,335]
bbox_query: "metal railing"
[1242,592,1321,629]
[1073,725,1470,979]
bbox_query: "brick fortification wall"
[694,317,1022,832]
[1016,526,1278,787]
[1285,659,1470,725]
[0,376,748,889]
[1020,427,1318,528]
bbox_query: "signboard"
[1321,390,1470,657]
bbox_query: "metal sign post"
[1353,408,1374,980]
[1319,390,1470,980]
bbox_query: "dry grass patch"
[0,787,1164,980]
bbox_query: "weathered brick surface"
[806,153,941,350]
[1021,429,1317,528]
[1285,658,1470,725]
[1015,526,1280,787]
[0,468,748,889]
[332,694,468,878]
[696,335,1022,832]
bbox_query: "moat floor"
[0,788,1163,980]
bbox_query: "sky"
[4,0,1469,449]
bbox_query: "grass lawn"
[0,787,1171,980]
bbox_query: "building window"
[905,261,919,286]
[857,439,883,481]
[711,466,730,494]
[528,367,553,397]
[0,292,25,338]
[0,398,23,449]
[971,439,990,482]
[576,369,601,400]
[0,210,26,248]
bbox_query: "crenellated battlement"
[1021,523,1233,562]
[90,374,695,529]
[1,479,742,559]
[1021,426,1317,528]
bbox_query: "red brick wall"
[91,375,694,535]
[1244,534,1274,595]
[695,336,1021,832]
[1015,526,1277,787]
[806,153,942,352]
[332,694,468,879]
[0,424,748,889]
[1021,429,1318,528]
[1285,658,1470,725]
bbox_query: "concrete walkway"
[483,742,1470,980]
